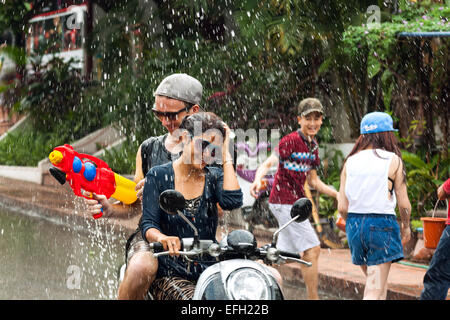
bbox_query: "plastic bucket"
[336,215,346,232]
[421,217,447,249]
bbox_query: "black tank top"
[125,133,181,257]
[140,133,181,176]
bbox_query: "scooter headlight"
[226,268,270,300]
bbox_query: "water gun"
[48,144,137,219]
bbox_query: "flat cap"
[154,73,203,105]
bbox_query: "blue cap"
[360,112,398,134]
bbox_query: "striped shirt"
[269,130,320,205]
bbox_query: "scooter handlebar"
[149,239,312,266]
[278,250,312,267]
[149,242,164,253]
[149,239,216,258]
[278,250,301,260]
[257,245,312,267]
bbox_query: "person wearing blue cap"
[337,111,412,300]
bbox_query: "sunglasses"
[194,139,220,158]
[152,104,194,120]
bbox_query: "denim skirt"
[346,213,404,266]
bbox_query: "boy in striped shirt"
[250,98,338,300]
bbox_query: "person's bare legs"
[300,245,320,300]
[117,251,158,300]
[360,265,368,276]
[362,262,391,300]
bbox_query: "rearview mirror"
[227,229,257,255]
[159,189,200,247]
[159,190,186,215]
[290,198,312,222]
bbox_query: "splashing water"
[431,198,447,218]
[0,202,127,299]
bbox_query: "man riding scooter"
[84,74,203,299]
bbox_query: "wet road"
[0,204,126,299]
[0,204,347,300]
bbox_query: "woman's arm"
[337,164,349,220]
[145,228,181,256]
[140,169,182,255]
[215,180,243,211]
[214,129,243,210]
[140,171,163,240]
[222,125,241,191]
[222,158,240,191]
[214,160,243,210]
[392,156,411,245]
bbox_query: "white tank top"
[345,149,396,215]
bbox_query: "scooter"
[140,189,313,300]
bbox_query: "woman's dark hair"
[342,131,406,182]
[179,112,226,138]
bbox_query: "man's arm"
[249,153,279,198]
[134,145,146,201]
[134,145,145,183]
[437,178,450,200]
[307,169,338,199]
[83,192,140,219]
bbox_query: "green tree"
[0,0,32,47]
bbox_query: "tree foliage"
[0,0,448,215]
